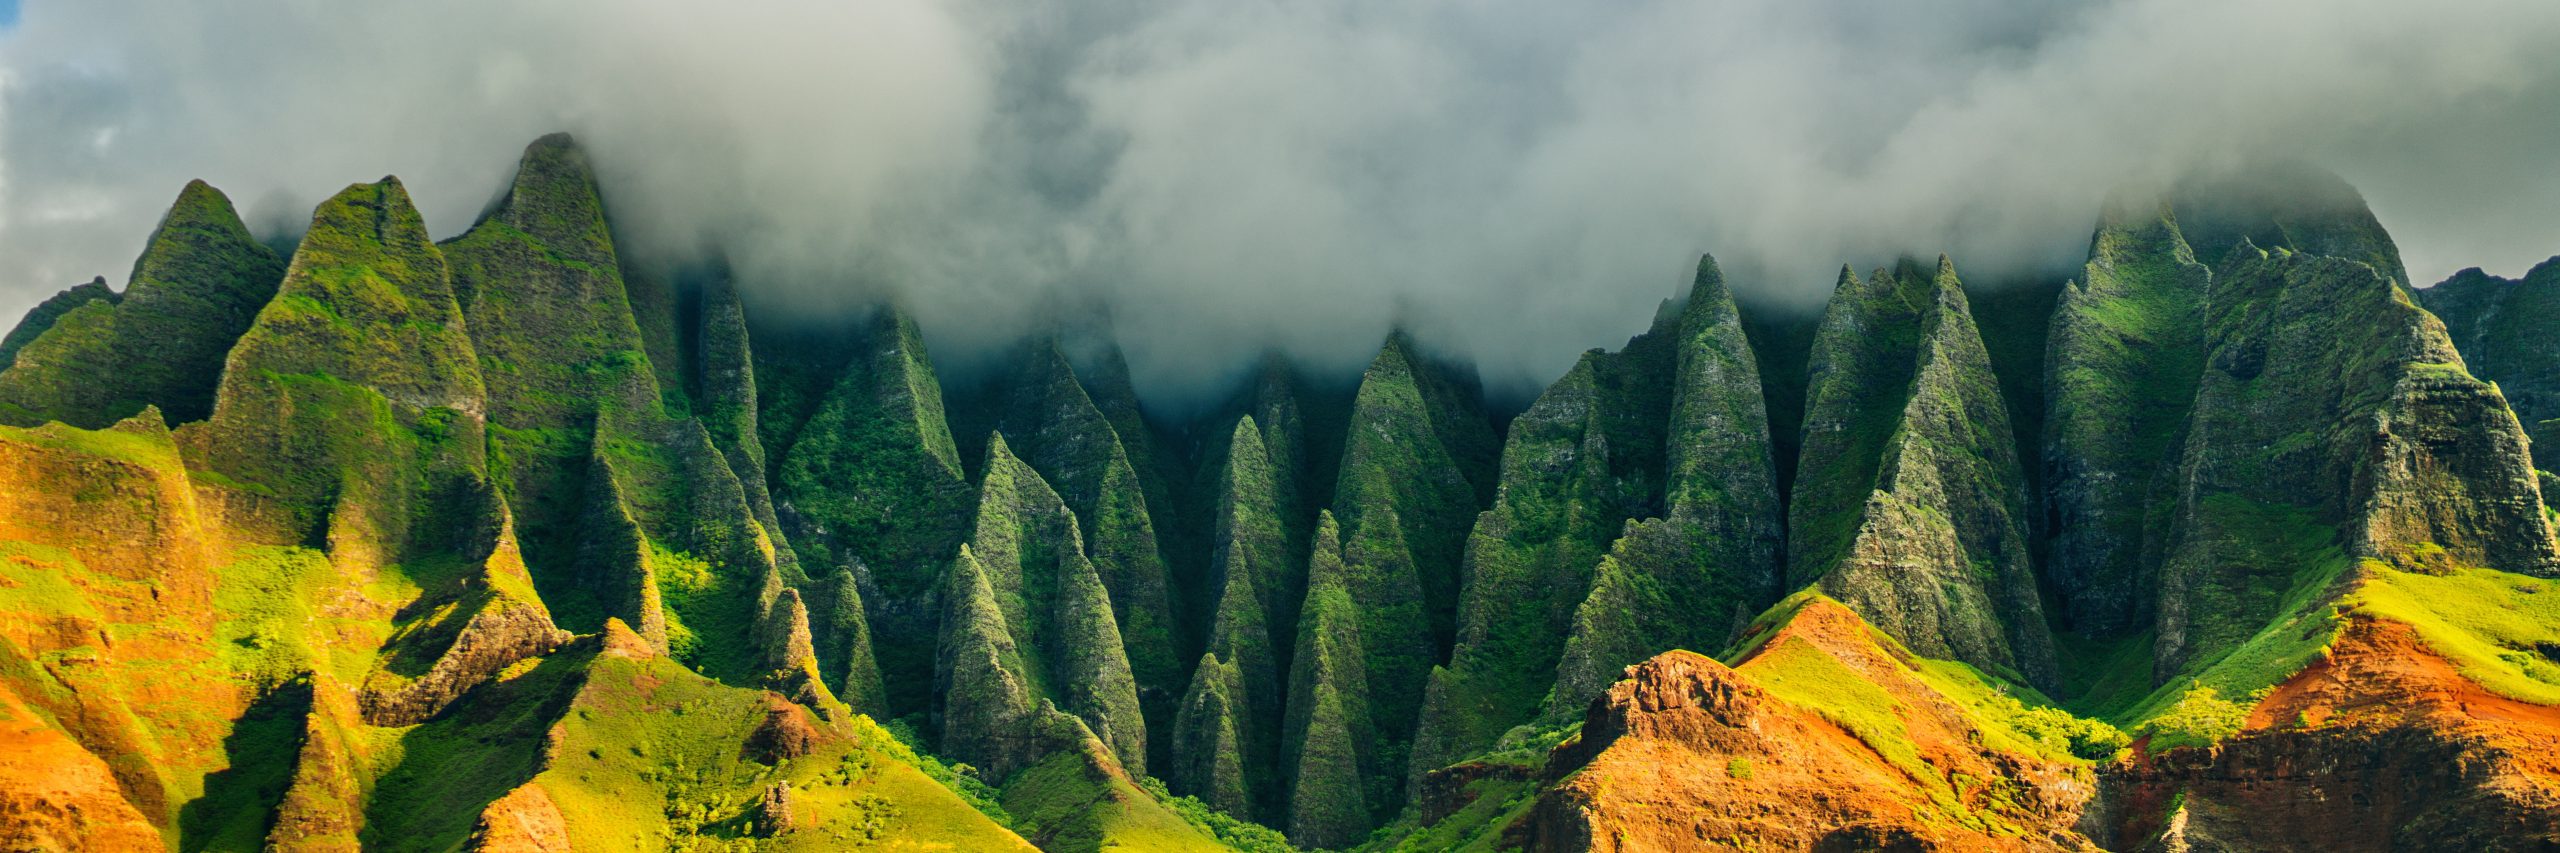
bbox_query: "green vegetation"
[1282,513,1382,849]
[535,641,1026,850]
[1136,776,1298,853]
[988,341,1182,751]
[1746,632,1930,779]
[0,277,117,372]
[2420,257,2560,472]
[2042,203,2210,636]
[774,309,970,718]
[0,181,286,429]
[1313,332,1492,828]
[1790,258,2058,687]
[2351,564,2560,704]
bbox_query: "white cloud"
[2,0,2557,400]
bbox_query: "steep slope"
[2151,244,2560,681]
[985,341,1182,754]
[442,136,816,697]
[933,437,1147,782]
[1280,513,1382,849]
[1789,258,2059,688]
[1000,706,1230,853]
[0,181,287,429]
[2173,162,2410,288]
[0,277,117,371]
[1515,597,2108,852]
[444,133,668,586]
[773,307,972,717]
[2043,202,2213,636]
[1415,255,1784,788]
[2098,564,2560,851]
[2422,256,2560,476]
[1168,416,1291,821]
[1306,331,1498,832]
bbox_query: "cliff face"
[2154,245,2559,677]
[933,438,1147,782]
[771,307,972,717]
[2100,568,2560,852]
[1416,255,1784,791]
[1792,258,2058,688]
[2421,257,2560,476]
[10,134,2560,851]
[2043,203,2212,637]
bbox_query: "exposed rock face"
[2421,256,2560,475]
[2156,245,2560,675]
[360,488,573,725]
[2101,617,2560,852]
[742,696,819,758]
[1791,258,2058,687]
[2043,202,2212,636]
[1520,601,2096,853]
[933,438,1147,782]
[0,181,286,429]
[0,683,164,852]
[465,785,571,853]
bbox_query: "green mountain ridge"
[4,137,2558,851]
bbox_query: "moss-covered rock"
[1412,336,1669,786]
[1546,256,1784,718]
[0,278,117,380]
[0,181,286,429]
[1168,417,1291,820]
[2154,244,2560,676]
[933,437,1147,781]
[2421,256,2560,475]
[185,175,489,564]
[1319,332,1495,812]
[987,341,1182,753]
[774,307,971,717]
[2043,201,2212,637]
[1281,512,1382,847]
[1000,705,1230,853]
[1789,258,2057,688]
[695,273,801,579]
[1418,255,1789,783]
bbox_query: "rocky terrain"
[1,134,2555,851]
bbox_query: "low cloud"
[3,0,2557,399]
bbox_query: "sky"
[1,0,2557,402]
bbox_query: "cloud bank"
[3,0,2557,399]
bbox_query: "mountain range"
[1,134,2556,852]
